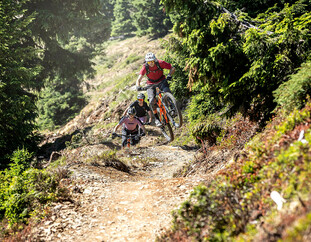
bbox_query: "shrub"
[86,150,130,173]
[190,113,223,145]
[0,149,66,227]
[274,60,311,113]
[169,182,253,241]
[159,101,311,241]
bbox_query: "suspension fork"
[156,88,168,123]
[156,87,177,127]
[161,101,176,127]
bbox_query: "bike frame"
[156,87,169,124]
[126,135,133,148]
[139,82,182,142]
[155,87,179,128]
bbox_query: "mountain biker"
[136,52,175,127]
[123,93,152,125]
[112,107,146,148]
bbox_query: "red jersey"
[139,60,172,85]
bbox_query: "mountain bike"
[112,132,145,148]
[141,84,182,142]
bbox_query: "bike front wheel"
[161,122,174,142]
[162,92,183,128]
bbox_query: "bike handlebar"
[138,86,148,91]
[111,132,145,139]
[137,81,165,91]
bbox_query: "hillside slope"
[14,35,311,241]
[20,35,207,241]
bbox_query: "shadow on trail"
[178,145,200,151]
[99,140,121,150]
[38,126,95,160]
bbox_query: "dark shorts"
[147,79,171,110]
[121,129,139,147]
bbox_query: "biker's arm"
[138,120,146,133]
[148,110,152,123]
[136,74,143,89]
[168,66,175,76]
[123,107,130,117]
[113,123,121,133]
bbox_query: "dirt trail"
[23,36,204,241]
[29,139,203,242]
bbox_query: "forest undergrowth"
[157,103,311,241]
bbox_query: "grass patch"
[120,54,143,68]
[86,150,130,173]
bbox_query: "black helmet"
[137,93,145,100]
[127,107,136,116]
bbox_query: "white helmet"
[127,107,136,116]
[137,93,145,100]
[145,52,156,62]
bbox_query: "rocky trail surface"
[28,132,204,242]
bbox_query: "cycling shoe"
[155,119,162,127]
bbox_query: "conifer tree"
[111,0,136,36]
[0,0,39,165]
[24,0,111,130]
[0,0,112,164]
[162,0,311,123]
[132,0,172,37]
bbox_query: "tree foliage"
[111,0,136,36]
[160,38,190,100]
[37,83,87,130]
[1,0,111,165]
[111,0,172,37]
[0,0,40,165]
[274,60,311,112]
[161,0,311,127]
[132,0,172,37]
[25,0,110,130]
[23,0,104,82]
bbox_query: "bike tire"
[162,92,183,128]
[161,122,174,142]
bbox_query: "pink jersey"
[119,116,145,132]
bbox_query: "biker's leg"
[138,116,147,124]
[138,116,147,133]
[147,86,156,111]
[121,129,128,148]
[160,80,176,116]
[159,79,171,93]
[132,131,140,146]
[147,86,161,126]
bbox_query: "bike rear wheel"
[160,122,174,142]
[162,92,182,128]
